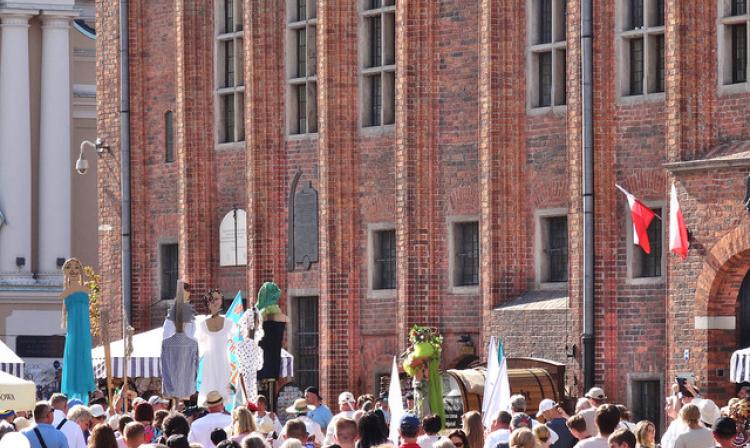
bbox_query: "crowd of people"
[0,381,748,448]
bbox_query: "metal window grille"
[538,52,552,107]
[654,0,664,26]
[374,230,396,290]
[297,29,306,78]
[547,217,568,282]
[631,380,662,439]
[225,0,234,33]
[654,35,665,92]
[732,24,747,83]
[297,0,306,21]
[457,222,479,286]
[370,76,382,126]
[539,0,552,43]
[161,244,179,300]
[733,0,747,16]
[630,38,644,94]
[370,16,382,67]
[297,85,307,134]
[637,209,662,278]
[294,297,319,389]
[224,95,235,142]
[225,40,234,87]
[165,111,174,163]
[630,0,643,29]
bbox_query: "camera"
[75,157,89,175]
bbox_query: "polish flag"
[669,184,689,260]
[616,185,656,254]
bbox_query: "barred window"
[634,208,663,278]
[216,0,245,145]
[619,0,665,97]
[165,111,174,163]
[362,0,395,127]
[719,1,749,86]
[160,244,179,300]
[454,222,479,287]
[373,229,396,290]
[287,0,318,135]
[528,0,567,108]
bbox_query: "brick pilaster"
[478,0,529,354]
[245,1,287,298]
[317,0,361,401]
[175,0,214,295]
[395,0,442,351]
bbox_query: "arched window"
[219,209,247,266]
[739,269,750,348]
[165,111,174,163]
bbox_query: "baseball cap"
[537,399,556,417]
[339,391,356,405]
[400,413,421,432]
[510,413,532,429]
[148,395,169,406]
[585,387,607,401]
[699,399,721,427]
[712,416,737,438]
[89,404,106,418]
[0,410,14,419]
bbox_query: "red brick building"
[96,0,750,421]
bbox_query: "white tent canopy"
[0,370,36,411]
[731,347,750,383]
[92,327,294,379]
[0,338,24,377]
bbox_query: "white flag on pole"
[482,338,510,429]
[388,356,405,445]
[482,337,499,428]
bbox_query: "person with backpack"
[21,402,69,448]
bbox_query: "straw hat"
[285,398,314,414]
[204,391,225,407]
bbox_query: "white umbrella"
[0,370,36,411]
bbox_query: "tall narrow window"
[454,222,479,287]
[529,0,567,108]
[547,217,568,282]
[373,229,396,290]
[362,0,396,127]
[630,38,644,95]
[631,380,662,437]
[160,244,179,300]
[620,0,664,96]
[733,0,747,16]
[216,0,244,145]
[632,208,663,278]
[733,24,748,84]
[287,0,317,135]
[293,296,319,389]
[165,111,174,163]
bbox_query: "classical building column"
[0,12,33,276]
[39,13,74,275]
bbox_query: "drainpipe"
[119,0,132,332]
[581,0,595,391]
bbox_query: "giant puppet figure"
[402,326,445,424]
[60,258,96,403]
[195,289,235,406]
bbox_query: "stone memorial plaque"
[293,182,318,270]
[276,382,304,424]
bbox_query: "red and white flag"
[669,183,689,260]
[616,184,656,254]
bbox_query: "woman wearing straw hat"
[283,399,325,445]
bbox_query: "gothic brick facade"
[96,0,750,409]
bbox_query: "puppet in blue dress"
[60,258,96,403]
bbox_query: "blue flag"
[225,291,245,410]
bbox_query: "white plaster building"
[0,0,97,397]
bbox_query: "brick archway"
[694,224,750,399]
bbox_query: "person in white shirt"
[484,411,512,448]
[188,390,233,448]
[673,405,714,448]
[283,399,325,444]
[324,392,358,445]
[417,414,447,448]
[49,393,86,448]
[256,395,284,436]
[574,404,620,448]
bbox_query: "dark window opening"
[630,0,643,29]
[635,208,662,278]
[631,380,662,441]
[223,95,235,142]
[369,76,382,127]
[297,0,306,21]
[630,37,644,95]
[738,270,750,348]
[547,216,568,282]
[732,0,747,16]
[296,84,307,134]
[297,29,306,78]
[456,222,480,287]
[653,0,664,26]
[369,16,382,68]
[224,40,234,87]
[654,35,665,93]
[160,244,179,300]
[294,296,319,389]
[538,52,552,107]
[165,111,174,163]
[225,0,234,33]
[374,230,396,290]
[732,24,747,84]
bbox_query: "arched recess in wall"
[219,209,247,266]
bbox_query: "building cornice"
[663,158,750,174]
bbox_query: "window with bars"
[454,222,479,287]
[631,379,662,439]
[634,208,662,278]
[165,111,174,163]
[620,0,665,96]
[160,244,179,300]
[529,0,567,108]
[720,1,749,86]
[216,0,245,145]
[288,0,317,135]
[373,229,396,290]
[293,296,319,389]
[362,0,395,127]
[546,216,568,283]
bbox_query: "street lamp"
[75,138,109,175]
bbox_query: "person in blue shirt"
[305,387,334,431]
[22,402,69,448]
